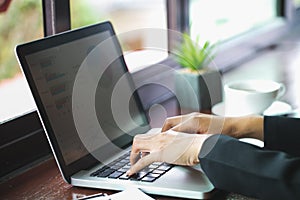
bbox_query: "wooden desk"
[0,158,183,200]
[1,156,259,200]
[2,156,264,200]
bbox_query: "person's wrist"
[229,116,264,140]
[248,116,264,140]
[190,134,213,165]
[221,117,237,137]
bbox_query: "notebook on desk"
[15,21,214,199]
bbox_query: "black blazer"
[199,116,300,200]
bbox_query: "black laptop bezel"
[15,21,150,183]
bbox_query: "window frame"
[1,0,299,181]
[0,110,51,180]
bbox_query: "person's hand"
[162,112,264,140]
[161,112,220,134]
[162,112,229,134]
[127,130,212,176]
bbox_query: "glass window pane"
[189,0,281,44]
[0,0,43,122]
[294,0,300,7]
[70,0,168,72]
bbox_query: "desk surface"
[0,158,179,200]
[1,158,258,200]
[0,158,225,200]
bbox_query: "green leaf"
[173,33,216,72]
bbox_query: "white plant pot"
[174,69,223,111]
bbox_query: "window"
[70,0,168,72]
[0,0,42,122]
[190,0,282,44]
[0,0,49,178]
[289,0,300,24]
[189,0,287,70]
[295,0,300,7]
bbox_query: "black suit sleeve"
[199,134,300,200]
[264,116,300,157]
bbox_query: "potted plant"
[173,33,222,111]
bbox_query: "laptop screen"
[17,22,149,167]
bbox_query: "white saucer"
[212,101,292,117]
[239,138,264,147]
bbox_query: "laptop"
[15,21,214,199]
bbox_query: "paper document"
[76,188,155,200]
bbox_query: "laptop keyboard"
[90,151,173,182]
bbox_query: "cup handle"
[276,83,286,100]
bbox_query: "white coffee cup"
[224,80,286,116]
